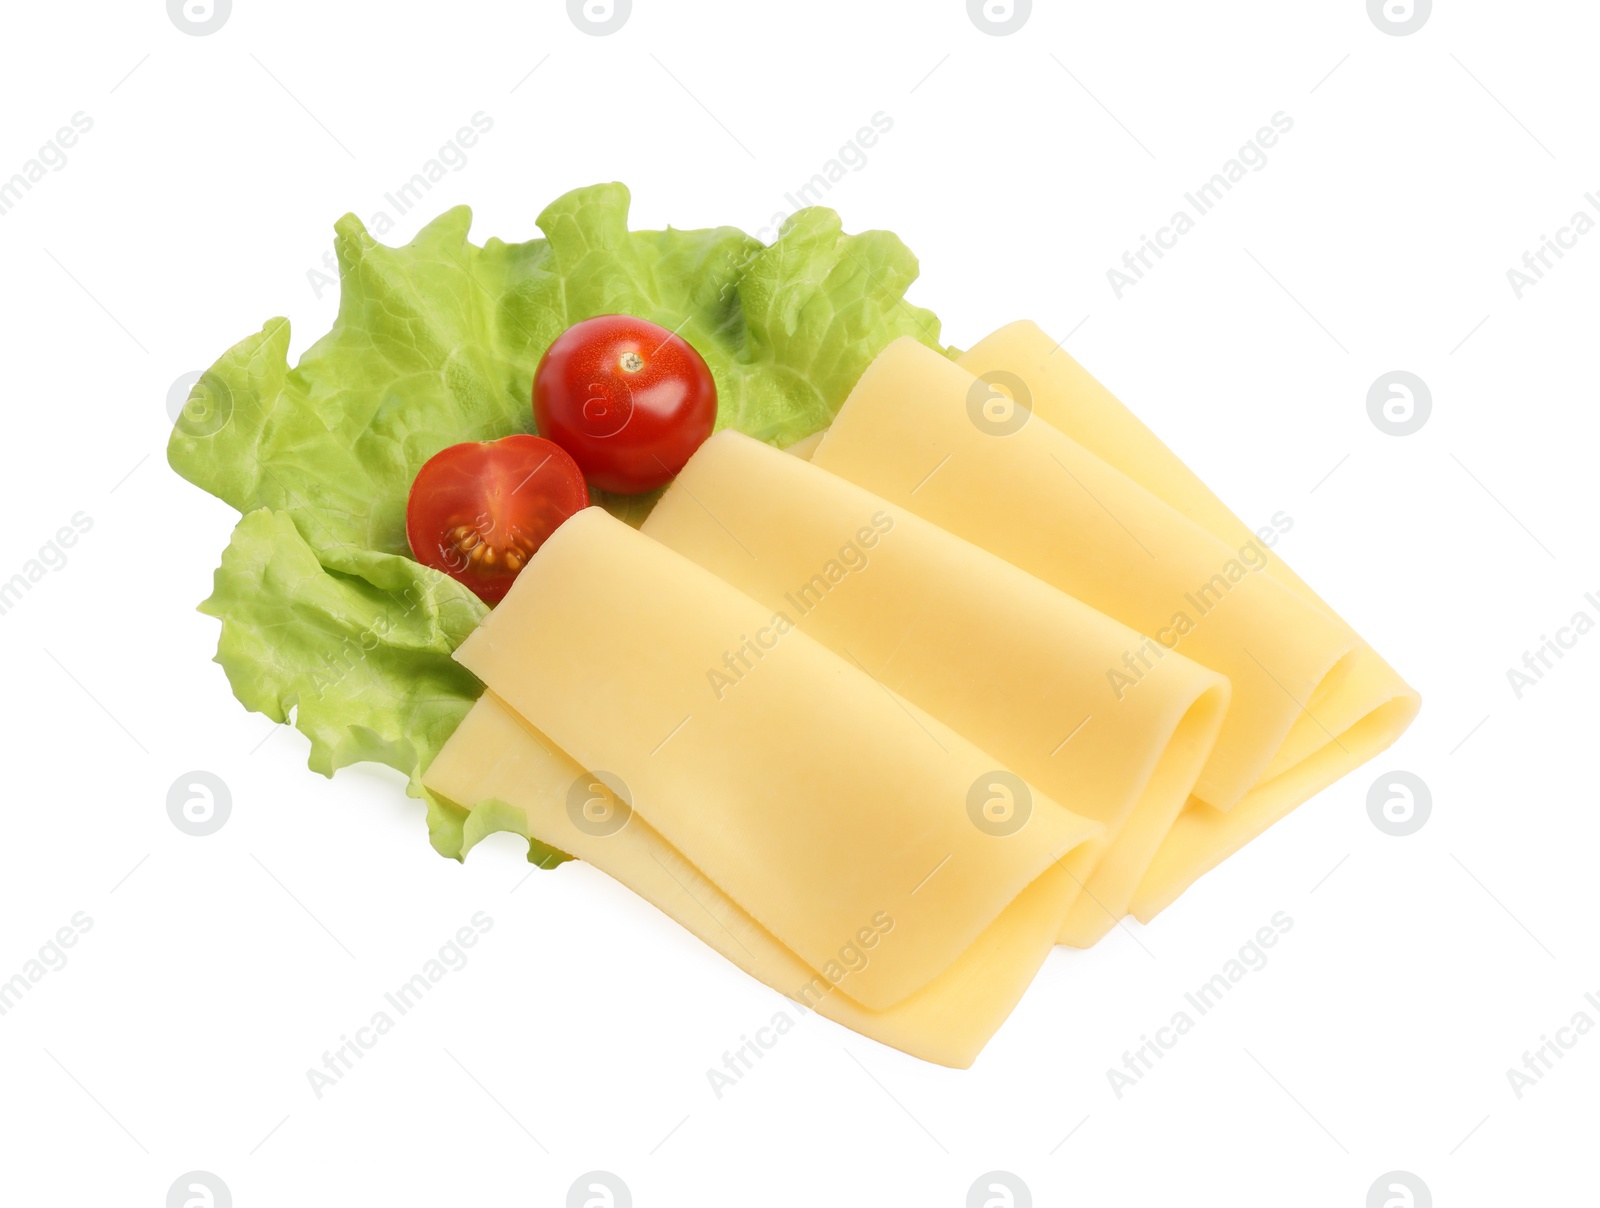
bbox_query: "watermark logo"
[1106,910,1293,1098]
[1366,1171,1431,1208]
[168,771,232,837]
[708,511,894,701]
[1107,113,1295,298]
[967,0,1031,37]
[0,912,94,1018]
[568,0,630,35]
[167,1171,232,1208]
[168,0,232,36]
[567,1171,631,1208]
[168,370,234,438]
[749,113,895,246]
[1505,593,1599,698]
[1506,196,1600,300]
[306,113,496,297]
[788,912,895,1013]
[0,512,94,620]
[967,371,1032,436]
[1367,0,1430,36]
[1107,519,1290,699]
[1366,371,1430,436]
[1367,770,1430,837]
[578,374,633,438]
[1505,990,1600,1099]
[968,771,1032,836]
[0,113,95,220]
[306,912,492,1098]
[967,1170,1031,1208]
[705,1008,799,1098]
[567,772,632,837]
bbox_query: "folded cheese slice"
[642,430,1229,946]
[954,321,1420,920]
[446,508,1102,1015]
[427,694,1086,1068]
[811,336,1419,927]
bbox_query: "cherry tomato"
[533,314,717,494]
[405,435,588,605]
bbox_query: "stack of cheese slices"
[425,321,1420,1067]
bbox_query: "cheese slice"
[955,322,1421,920]
[448,507,1102,1011]
[812,340,1358,810]
[783,430,827,460]
[426,694,1084,1068]
[642,430,1229,946]
[809,337,1417,924]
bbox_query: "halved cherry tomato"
[405,435,588,605]
[533,314,717,494]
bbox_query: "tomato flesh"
[405,435,588,605]
[533,314,717,494]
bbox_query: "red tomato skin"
[533,315,717,494]
[405,434,588,605]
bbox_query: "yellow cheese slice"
[641,430,1229,946]
[955,322,1421,920]
[812,339,1356,811]
[449,507,1102,1010]
[782,430,827,460]
[809,337,1418,925]
[425,694,1083,1068]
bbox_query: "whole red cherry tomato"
[405,435,588,605]
[533,314,717,494]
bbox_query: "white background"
[0,1,1595,1204]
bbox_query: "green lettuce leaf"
[171,181,944,861]
[202,508,570,864]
